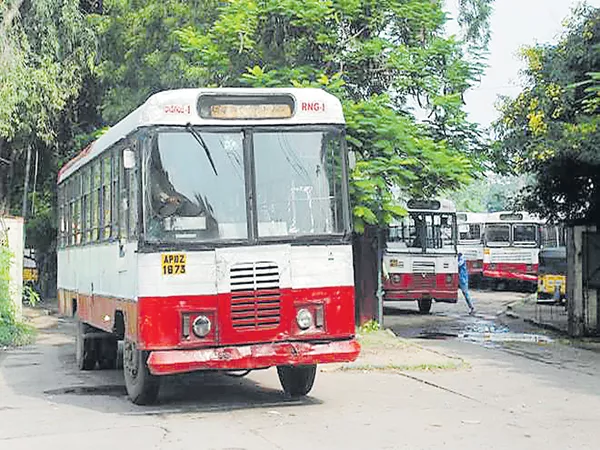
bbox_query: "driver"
[149,144,201,218]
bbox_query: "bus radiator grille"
[230,262,281,330]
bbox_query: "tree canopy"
[494,5,600,224]
[0,0,493,296]
[169,0,488,230]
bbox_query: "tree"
[494,5,600,224]
[448,174,530,213]
[0,0,96,297]
[172,0,487,231]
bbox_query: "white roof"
[406,198,456,214]
[486,211,543,224]
[457,212,488,223]
[58,88,345,183]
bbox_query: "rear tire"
[97,336,118,370]
[75,319,96,370]
[123,339,160,405]
[418,299,432,314]
[277,365,317,397]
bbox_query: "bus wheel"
[76,320,97,370]
[277,365,317,397]
[418,299,432,314]
[123,339,160,405]
[97,336,118,370]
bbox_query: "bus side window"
[111,149,120,239]
[128,164,138,238]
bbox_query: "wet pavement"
[383,289,555,345]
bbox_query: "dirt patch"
[325,329,469,373]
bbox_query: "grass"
[339,361,470,372]
[0,321,36,347]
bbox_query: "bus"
[57,88,360,404]
[538,223,567,300]
[456,212,486,278]
[382,199,458,314]
[482,211,543,288]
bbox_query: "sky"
[446,0,600,127]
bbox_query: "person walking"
[458,252,475,314]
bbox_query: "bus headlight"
[192,315,211,337]
[296,309,313,330]
[392,274,402,284]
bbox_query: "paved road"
[1,292,600,449]
[384,289,543,339]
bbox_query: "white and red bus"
[57,88,360,404]
[457,212,486,276]
[382,199,458,314]
[482,211,543,286]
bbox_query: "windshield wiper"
[185,123,218,176]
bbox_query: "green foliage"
[448,174,530,212]
[0,245,14,325]
[0,245,35,347]
[359,319,381,334]
[494,6,600,223]
[171,0,487,231]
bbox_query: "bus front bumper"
[147,339,361,376]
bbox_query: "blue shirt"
[458,254,469,285]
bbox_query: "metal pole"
[21,146,32,219]
[31,149,39,216]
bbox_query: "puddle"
[44,385,127,397]
[463,321,510,335]
[416,332,458,340]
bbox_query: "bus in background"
[482,211,543,289]
[23,248,38,286]
[57,88,360,404]
[456,212,486,280]
[382,199,458,314]
[538,224,567,301]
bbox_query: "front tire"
[418,299,432,314]
[123,339,160,405]
[277,365,317,397]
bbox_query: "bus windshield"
[143,126,346,243]
[513,224,537,245]
[458,223,481,242]
[388,212,456,251]
[485,224,510,246]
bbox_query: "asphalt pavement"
[1,290,600,449]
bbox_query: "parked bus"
[482,211,543,288]
[456,212,486,278]
[57,88,360,404]
[538,224,567,300]
[382,199,458,314]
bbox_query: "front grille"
[412,260,436,274]
[412,273,436,289]
[230,262,281,330]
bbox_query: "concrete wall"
[1,216,24,319]
[567,225,599,336]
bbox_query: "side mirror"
[348,151,356,170]
[123,149,136,169]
